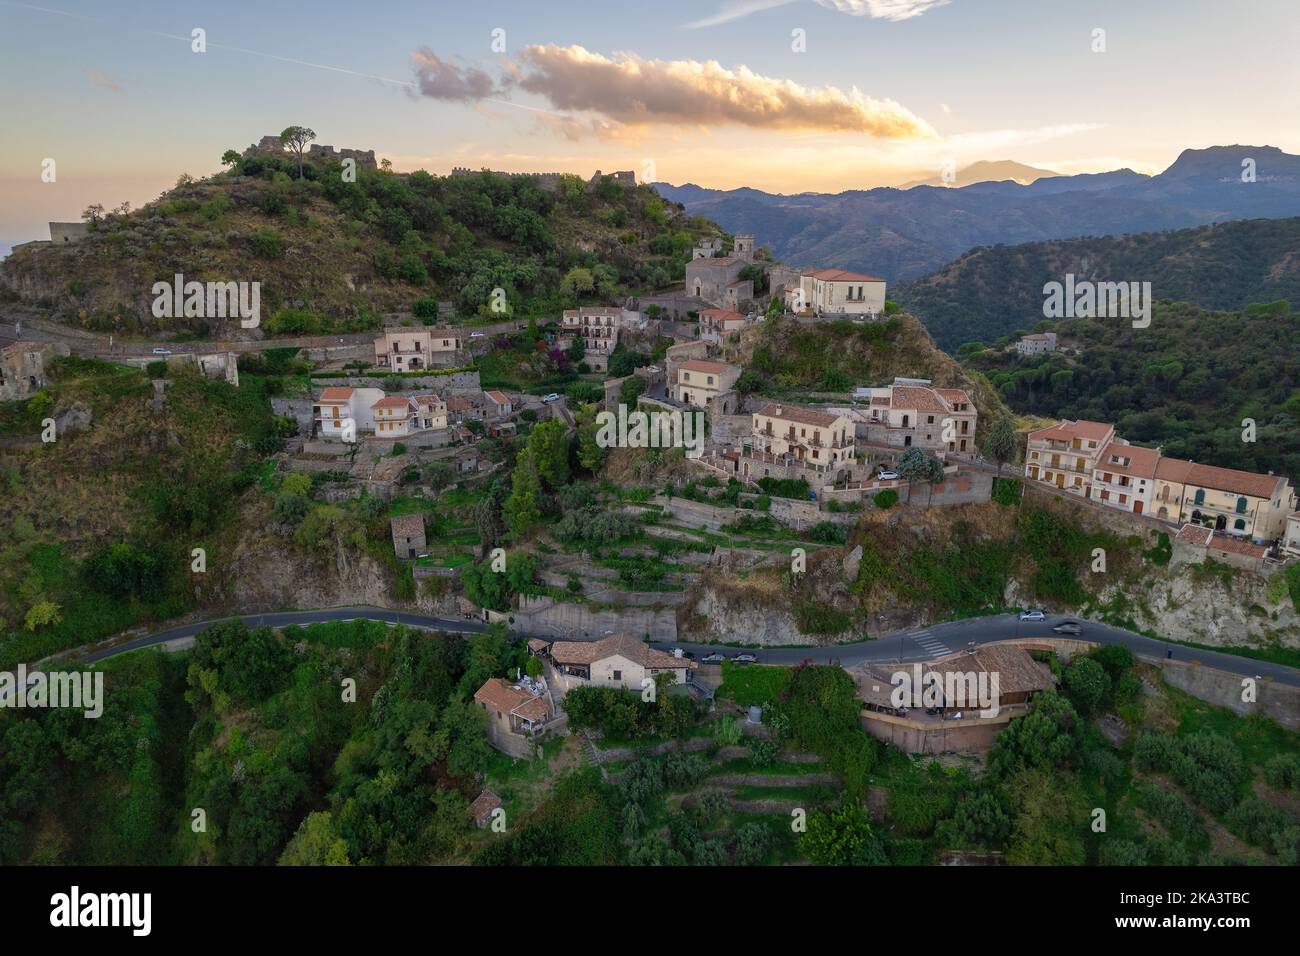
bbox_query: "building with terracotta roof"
[788,268,887,317]
[685,256,753,311]
[1015,331,1057,356]
[374,326,462,371]
[1152,457,1295,541]
[698,308,748,344]
[371,395,419,437]
[483,389,513,419]
[1024,419,1116,497]
[473,677,556,757]
[744,401,857,478]
[1091,439,1162,515]
[675,358,741,413]
[547,634,696,692]
[468,789,502,828]
[858,377,977,455]
[313,386,386,439]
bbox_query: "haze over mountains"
[898,159,1060,189]
[653,145,1300,283]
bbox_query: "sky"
[1,0,1298,244]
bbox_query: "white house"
[314,386,386,438]
[790,268,887,317]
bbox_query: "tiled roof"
[689,257,738,268]
[1180,461,1284,500]
[1095,441,1161,480]
[934,388,973,406]
[756,402,840,428]
[371,396,414,410]
[549,634,696,670]
[484,390,511,405]
[1207,535,1268,558]
[700,308,746,324]
[1029,419,1113,443]
[680,359,732,375]
[390,513,425,537]
[468,789,501,823]
[890,385,950,415]
[805,268,885,283]
[318,387,353,402]
[473,678,552,721]
[1174,524,1213,547]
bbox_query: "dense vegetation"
[0,142,718,334]
[896,216,1300,349]
[964,300,1300,477]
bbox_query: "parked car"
[151,347,171,355]
[700,652,726,663]
[542,393,560,403]
[733,653,758,664]
[877,469,899,480]
[1019,609,1046,622]
[1052,621,1084,635]
[469,331,485,338]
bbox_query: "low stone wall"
[507,596,679,642]
[860,707,1024,755]
[310,370,481,393]
[1158,659,1300,730]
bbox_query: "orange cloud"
[513,44,936,138]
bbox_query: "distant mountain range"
[893,216,1300,350]
[652,145,1300,283]
[898,159,1059,189]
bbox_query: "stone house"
[1016,331,1057,355]
[742,402,857,478]
[373,327,463,370]
[390,513,426,558]
[473,677,556,758]
[675,359,741,414]
[684,257,752,311]
[0,341,69,401]
[859,378,977,455]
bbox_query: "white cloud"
[684,0,951,28]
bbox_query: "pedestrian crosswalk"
[910,628,952,659]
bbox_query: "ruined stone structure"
[242,135,377,168]
[0,341,69,400]
[48,222,88,245]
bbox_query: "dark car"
[1052,621,1084,635]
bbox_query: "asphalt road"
[72,605,1299,687]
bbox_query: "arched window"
[1236,497,1248,514]
[1193,488,1205,505]
[1234,518,1246,531]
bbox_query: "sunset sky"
[2,0,1298,245]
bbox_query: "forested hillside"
[895,217,1300,349]
[962,300,1300,477]
[0,144,716,336]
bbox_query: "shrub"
[873,489,899,509]
[990,477,1020,507]
[251,228,284,259]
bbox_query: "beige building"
[1015,331,1057,356]
[789,268,887,317]
[562,307,620,370]
[371,395,420,437]
[390,513,426,558]
[314,386,385,438]
[374,327,463,370]
[747,402,856,474]
[1281,513,1300,557]
[860,378,977,454]
[1024,419,1116,497]
[676,359,740,410]
[413,394,448,431]
[1153,458,1295,542]
[549,634,696,691]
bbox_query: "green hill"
[894,217,1300,350]
[0,144,715,337]
[963,299,1300,477]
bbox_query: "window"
[1236,497,1248,514]
[1234,519,1246,531]
[612,670,621,681]
[1194,489,1205,505]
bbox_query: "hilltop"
[894,216,1300,349]
[0,140,718,338]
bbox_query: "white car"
[733,653,758,664]
[700,652,726,663]
[877,469,899,481]
[151,347,172,355]
[469,332,485,338]
[1019,609,1046,622]
[542,393,560,403]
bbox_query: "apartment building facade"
[562,306,621,370]
[789,268,887,317]
[746,402,857,475]
[374,327,463,370]
[1152,458,1296,542]
[1024,419,1116,497]
[676,359,741,411]
[859,378,978,455]
[698,308,748,344]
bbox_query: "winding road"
[70,605,1300,688]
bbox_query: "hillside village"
[0,133,1298,870]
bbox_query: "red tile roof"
[318,387,353,403]
[680,359,733,375]
[549,634,697,670]
[891,385,949,415]
[1179,461,1284,500]
[756,402,840,428]
[1174,524,1213,547]
[484,390,511,405]
[473,678,552,722]
[1029,419,1114,444]
[371,396,414,409]
[1095,441,1161,480]
[806,268,886,283]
